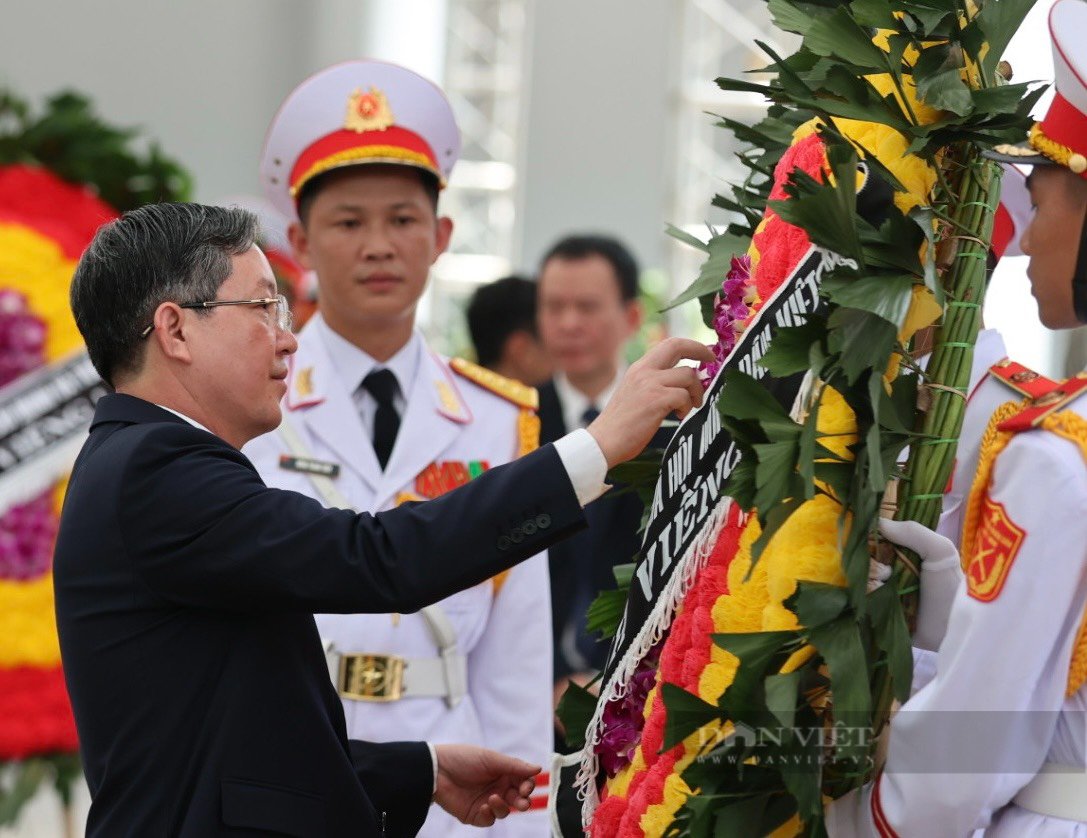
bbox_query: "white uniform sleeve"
[828,429,1087,837]
[466,551,553,835]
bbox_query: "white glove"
[878,518,963,652]
[868,558,891,592]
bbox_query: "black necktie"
[581,405,600,427]
[361,369,400,470]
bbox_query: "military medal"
[414,460,489,499]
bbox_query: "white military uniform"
[829,358,1087,836]
[244,316,552,836]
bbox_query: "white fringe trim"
[574,372,819,830]
[575,495,735,829]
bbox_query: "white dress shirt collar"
[312,315,421,403]
[154,404,213,434]
[553,366,625,431]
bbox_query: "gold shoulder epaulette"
[449,358,539,410]
[997,369,1087,433]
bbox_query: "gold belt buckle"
[338,653,405,701]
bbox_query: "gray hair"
[71,203,259,385]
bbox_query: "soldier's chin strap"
[1076,203,1087,323]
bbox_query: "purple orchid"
[697,254,753,388]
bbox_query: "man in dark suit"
[55,203,710,836]
[466,275,553,387]
[535,235,669,723]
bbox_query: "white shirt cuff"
[428,742,439,797]
[553,429,609,507]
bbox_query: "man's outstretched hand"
[433,744,541,827]
[588,337,715,468]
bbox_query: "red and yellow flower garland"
[0,164,117,760]
[591,90,943,832]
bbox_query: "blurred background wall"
[2,0,1078,373]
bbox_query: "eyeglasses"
[140,295,293,338]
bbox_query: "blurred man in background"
[535,234,661,743]
[466,274,552,386]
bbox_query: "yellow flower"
[608,749,646,799]
[816,385,859,461]
[899,284,942,344]
[0,575,62,667]
[53,476,69,517]
[0,223,83,361]
[634,765,695,838]
[698,661,735,704]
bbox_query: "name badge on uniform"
[279,454,341,478]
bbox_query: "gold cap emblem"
[345,87,394,133]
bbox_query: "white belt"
[324,642,467,706]
[1013,763,1087,822]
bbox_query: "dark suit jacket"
[538,380,670,680]
[54,394,585,837]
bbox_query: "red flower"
[0,667,79,759]
[0,164,117,259]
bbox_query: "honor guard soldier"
[245,61,551,835]
[829,1,1087,834]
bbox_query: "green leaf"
[768,0,819,34]
[838,468,880,611]
[881,371,919,434]
[711,794,779,838]
[0,759,48,826]
[970,81,1042,118]
[976,0,1039,79]
[586,588,629,639]
[806,617,871,764]
[663,231,750,312]
[789,581,850,628]
[754,437,801,512]
[804,6,891,69]
[613,562,636,587]
[662,682,724,751]
[765,670,802,730]
[916,67,973,116]
[51,753,83,807]
[777,731,825,819]
[555,681,598,750]
[665,223,711,253]
[759,319,826,377]
[868,581,914,704]
[722,441,759,510]
[827,308,898,385]
[849,0,899,29]
[719,369,801,439]
[902,0,958,32]
[713,629,799,662]
[715,630,802,727]
[797,383,823,496]
[821,274,917,329]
